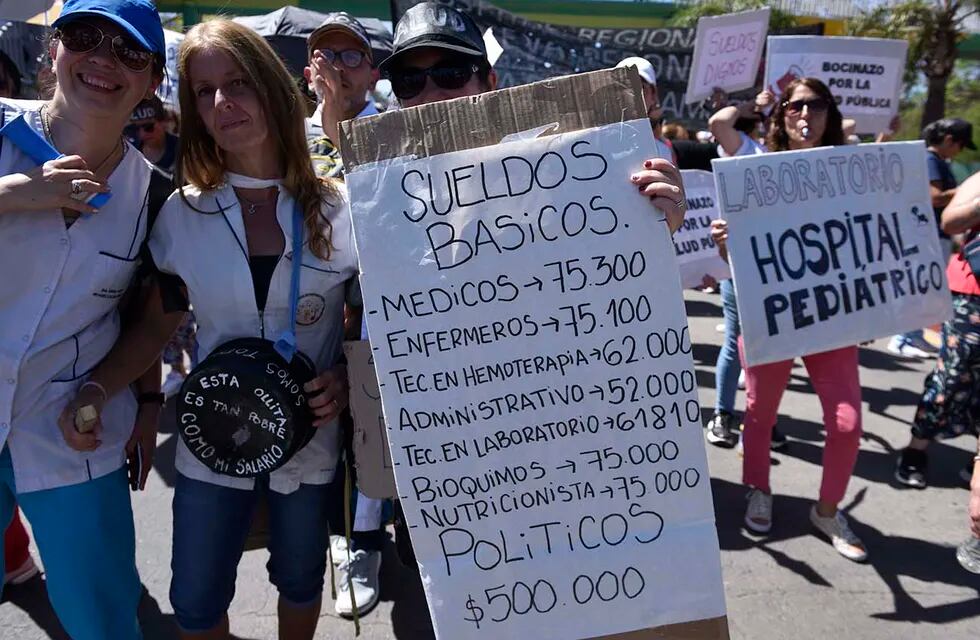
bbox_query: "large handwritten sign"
[765,36,907,134]
[676,170,731,288]
[713,142,951,367]
[346,104,725,639]
[685,8,770,104]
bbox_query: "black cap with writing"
[380,2,486,74]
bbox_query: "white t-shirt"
[149,180,359,493]
[0,99,152,492]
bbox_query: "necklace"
[235,187,278,215]
[39,104,124,178]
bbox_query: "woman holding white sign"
[713,77,868,562]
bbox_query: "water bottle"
[956,536,980,574]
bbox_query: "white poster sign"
[765,36,908,134]
[343,340,397,499]
[685,8,771,104]
[677,170,731,288]
[713,142,951,367]
[348,120,725,639]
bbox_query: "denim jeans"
[170,473,332,632]
[715,279,742,414]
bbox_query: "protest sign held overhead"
[713,142,951,367]
[342,67,727,640]
[765,36,907,134]
[685,8,770,104]
[676,170,731,288]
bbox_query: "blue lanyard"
[273,203,304,362]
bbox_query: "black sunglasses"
[125,122,155,135]
[782,98,829,116]
[314,48,366,69]
[389,62,481,100]
[55,21,155,72]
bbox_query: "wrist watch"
[137,392,166,406]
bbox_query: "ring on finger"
[674,197,686,209]
[70,180,82,196]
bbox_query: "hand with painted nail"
[304,364,349,427]
[630,157,686,234]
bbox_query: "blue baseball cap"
[53,0,166,58]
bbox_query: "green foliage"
[893,61,980,165]
[668,0,797,29]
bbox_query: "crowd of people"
[0,0,978,638]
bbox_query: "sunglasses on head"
[314,48,366,69]
[55,21,155,72]
[782,98,829,116]
[389,62,481,100]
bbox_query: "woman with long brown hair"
[148,20,356,639]
[713,77,867,562]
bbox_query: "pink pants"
[739,338,863,504]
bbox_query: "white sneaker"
[4,556,39,586]
[715,323,726,333]
[162,370,186,398]
[744,488,772,534]
[809,506,868,562]
[737,370,746,390]
[335,549,381,618]
[330,534,349,566]
[887,335,932,359]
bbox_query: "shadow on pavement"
[0,574,68,640]
[153,401,179,488]
[0,580,243,640]
[684,298,721,319]
[771,415,973,490]
[377,539,435,639]
[711,479,980,625]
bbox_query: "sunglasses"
[55,21,155,72]
[314,48,366,69]
[782,98,829,116]
[389,62,480,100]
[125,122,155,136]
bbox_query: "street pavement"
[2,290,978,639]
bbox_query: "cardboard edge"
[591,616,730,640]
[340,67,645,171]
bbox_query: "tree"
[848,0,980,128]
[668,0,798,29]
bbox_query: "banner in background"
[394,0,822,129]
[765,36,908,134]
[685,8,770,104]
[713,142,951,366]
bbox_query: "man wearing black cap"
[379,1,497,107]
[305,12,380,178]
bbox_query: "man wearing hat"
[305,12,380,178]
[126,95,178,178]
[615,56,677,164]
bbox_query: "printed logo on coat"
[296,293,326,326]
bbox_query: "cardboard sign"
[685,8,771,104]
[713,142,951,367]
[342,68,726,640]
[676,170,731,288]
[344,340,398,499]
[765,36,908,134]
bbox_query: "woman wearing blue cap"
[0,0,170,638]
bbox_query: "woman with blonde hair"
[148,19,356,639]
